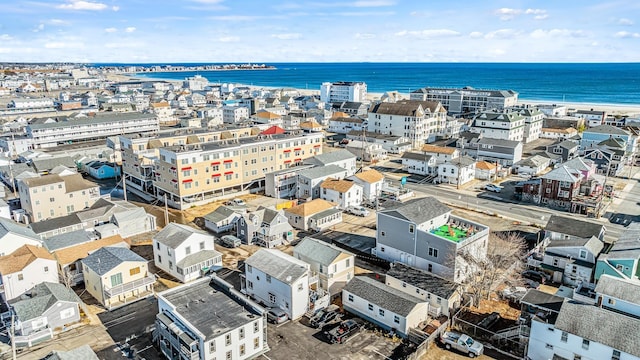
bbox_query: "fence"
[403,320,449,360]
[452,315,525,359]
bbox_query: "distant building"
[471,110,526,142]
[320,81,367,103]
[410,86,518,115]
[368,100,447,147]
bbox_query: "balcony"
[104,274,156,298]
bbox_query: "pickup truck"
[440,331,484,358]
[325,319,364,344]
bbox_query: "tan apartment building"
[121,129,323,209]
[18,174,101,223]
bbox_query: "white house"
[540,127,579,140]
[401,152,437,176]
[514,155,551,176]
[328,117,365,134]
[0,218,42,256]
[509,106,545,143]
[203,206,243,234]
[420,144,460,164]
[342,276,429,338]
[302,149,357,177]
[319,178,363,209]
[243,249,311,320]
[284,199,342,232]
[156,276,268,360]
[348,169,385,203]
[437,156,476,186]
[471,111,525,142]
[293,237,355,294]
[222,106,249,124]
[296,165,349,200]
[0,245,58,301]
[153,223,222,283]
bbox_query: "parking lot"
[265,317,406,360]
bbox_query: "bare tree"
[59,265,75,289]
[455,232,527,307]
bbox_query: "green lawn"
[431,225,473,243]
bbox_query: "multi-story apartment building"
[26,112,159,149]
[156,276,268,360]
[8,98,55,110]
[18,174,100,223]
[320,81,367,103]
[223,106,249,124]
[470,110,526,142]
[509,106,545,143]
[127,131,323,209]
[368,100,447,148]
[410,86,518,115]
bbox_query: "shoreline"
[109,73,640,115]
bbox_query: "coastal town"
[0,63,640,360]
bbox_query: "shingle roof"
[474,111,525,123]
[0,218,41,241]
[320,178,357,193]
[0,245,54,274]
[154,223,209,249]
[519,289,564,312]
[294,237,353,267]
[10,282,81,321]
[203,206,239,224]
[344,276,423,317]
[44,230,94,251]
[81,247,145,276]
[554,300,640,357]
[540,166,579,183]
[245,249,309,284]
[386,263,458,299]
[303,149,355,166]
[584,125,630,136]
[401,152,432,161]
[475,161,497,170]
[52,235,127,266]
[595,275,640,305]
[297,164,347,180]
[285,199,336,217]
[44,345,99,360]
[352,169,384,184]
[545,215,604,239]
[380,197,451,225]
[421,144,457,155]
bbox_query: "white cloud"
[112,5,120,11]
[352,0,395,7]
[271,33,301,40]
[395,29,461,38]
[614,31,640,38]
[618,18,634,26]
[190,0,225,3]
[485,29,520,39]
[104,27,117,33]
[209,15,263,21]
[218,36,239,42]
[335,11,394,16]
[45,41,84,49]
[495,8,521,20]
[355,33,376,39]
[125,27,136,33]
[0,34,13,41]
[57,0,109,11]
[469,31,483,38]
[534,14,548,20]
[47,19,70,26]
[525,9,546,15]
[33,24,45,32]
[530,29,586,38]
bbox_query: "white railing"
[104,274,156,297]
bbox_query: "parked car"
[220,235,242,248]
[501,286,528,302]
[484,184,503,193]
[266,308,288,324]
[523,278,540,289]
[439,331,484,358]
[346,206,370,217]
[225,198,246,206]
[309,305,342,328]
[522,270,547,284]
[325,318,364,344]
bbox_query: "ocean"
[123,62,640,105]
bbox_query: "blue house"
[595,224,640,282]
[580,125,635,154]
[84,160,121,180]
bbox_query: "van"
[220,235,241,248]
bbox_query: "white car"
[485,184,503,193]
[347,206,370,217]
[225,198,246,206]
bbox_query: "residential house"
[42,345,99,359]
[293,237,355,295]
[342,276,429,338]
[513,154,551,176]
[595,224,640,282]
[346,131,413,154]
[581,125,635,154]
[302,149,357,176]
[18,173,101,223]
[83,160,120,180]
[573,109,607,128]
[222,106,249,124]
[264,164,315,199]
[368,100,447,147]
[284,199,342,232]
[243,249,311,320]
[82,247,155,309]
[509,106,545,143]
[8,282,82,347]
[253,111,282,126]
[156,276,268,360]
[583,138,627,176]
[545,215,606,243]
[474,161,497,180]
[319,178,363,209]
[410,86,518,115]
[375,197,489,283]
[296,165,350,200]
[462,136,523,166]
[51,235,129,286]
[0,245,58,301]
[594,275,640,317]
[348,169,385,203]
[300,121,323,133]
[151,101,175,124]
[386,263,461,318]
[436,156,476,186]
[343,140,388,162]
[540,127,579,140]
[420,144,459,164]
[401,152,437,176]
[153,223,222,283]
[330,101,368,116]
[203,206,242,234]
[237,207,294,248]
[545,140,579,163]
[471,110,526,142]
[328,116,365,134]
[542,235,604,286]
[0,218,42,256]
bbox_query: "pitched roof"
[154,223,209,249]
[331,111,350,119]
[10,282,81,322]
[285,199,336,217]
[203,206,239,224]
[320,178,356,193]
[294,237,353,267]
[303,149,355,166]
[0,245,54,274]
[259,125,286,135]
[297,164,347,180]
[541,127,578,134]
[541,165,579,183]
[562,157,593,172]
[44,230,94,251]
[584,124,630,136]
[81,247,145,276]
[421,144,457,155]
[176,250,222,269]
[595,275,640,305]
[545,215,604,239]
[401,152,432,161]
[369,100,442,116]
[52,235,127,266]
[520,289,564,312]
[344,276,423,317]
[386,263,458,299]
[245,249,309,284]
[255,111,281,119]
[352,169,384,184]
[300,120,322,129]
[43,345,99,360]
[0,218,41,241]
[380,197,451,225]
[475,161,497,170]
[554,300,640,357]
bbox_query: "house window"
[254,337,260,349]
[381,231,385,237]
[545,344,553,349]
[409,225,414,233]
[247,265,252,273]
[368,304,374,311]
[225,334,231,345]
[209,340,216,353]
[346,258,350,267]
[60,307,75,319]
[561,331,568,342]
[579,249,587,259]
[266,275,271,283]
[129,267,140,276]
[428,264,433,272]
[428,247,438,258]
[402,282,407,288]
[247,280,253,289]
[226,350,232,360]
[239,328,245,339]
[394,315,400,324]
[348,294,354,302]
[612,350,621,360]
[158,255,162,263]
[582,339,589,350]
[200,242,205,250]
[269,293,276,303]
[156,242,160,250]
[110,273,123,286]
[379,309,385,316]
[44,266,49,272]
[169,261,173,270]
[240,344,245,356]
[185,246,191,255]
[608,298,615,305]
[380,247,385,252]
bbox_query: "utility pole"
[11,313,16,359]
[164,193,169,226]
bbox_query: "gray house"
[296,164,349,200]
[545,140,579,163]
[9,282,83,347]
[203,205,242,234]
[237,206,294,247]
[374,197,489,283]
[42,345,99,360]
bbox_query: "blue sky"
[1,0,640,63]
